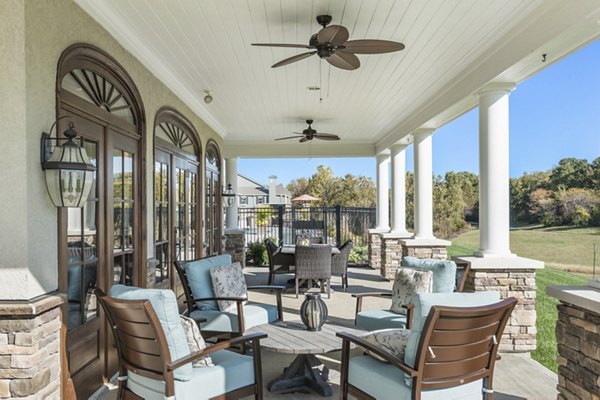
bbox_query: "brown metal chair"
[95,288,266,400]
[338,295,517,400]
[174,255,284,340]
[294,244,332,298]
[264,238,295,285]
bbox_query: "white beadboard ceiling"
[75,0,600,157]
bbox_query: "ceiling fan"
[275,120,340,143]
[252,15,405,70]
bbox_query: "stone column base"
[0,293,65,399]
[394,238,450,280]
[224,229,245,267]
[146,258,159,288]
[380,233,412,280]
[456,256,543,353]
[368,230,386,271]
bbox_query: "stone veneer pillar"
[224,228,245,267]
[548,283,600,399]
[146,258,159,288]
[456,257,543,353]
[0,293,64,399]
[368,230,385,271]
[380,232,413,280]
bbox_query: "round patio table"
[247,320,364,396]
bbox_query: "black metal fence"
[238,205,376,247]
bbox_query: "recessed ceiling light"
[307,86,320,91]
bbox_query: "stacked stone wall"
[381,238,403,279]
[555,303,600,400]
[0,295,63,399]
[401,245,447,260]
[465,269,537,352]
[224,230,245,267]
[368,233,383,271]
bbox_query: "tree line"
[287,158,600,239]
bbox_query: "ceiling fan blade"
[272,51,317,68]
[340,39,405,54]
[299,137,309,143]
[317,25,349,46]
[314,134,340,141]
[326,51,360,70]
[252,43,311,49]
[291,132,305,135]
[314,132,338,138]
[275,136,302,141]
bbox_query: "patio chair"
[331,239,353,291]
[338,292,517,399]
[264,238,295,285]
[96,287,266,400]
[353,257,469,331]
[294,244,332,298]
[295,235,324,245]
[174,254,284,339]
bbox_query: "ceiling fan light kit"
[252,15,405,71]
[275,120,340,143]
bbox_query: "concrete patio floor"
[97,265,557,400]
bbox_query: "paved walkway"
[97,265,557,400]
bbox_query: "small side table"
[247,320,364,396]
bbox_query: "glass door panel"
[154,159,169,286]
[112,147,135,286]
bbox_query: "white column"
[390,144,409,234]
[413,129,435,239]
[476,83,515,257]
[225,157,238,230]
[375,154,390,231]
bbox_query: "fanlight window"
[206,147,219,169]
[156,122,196,156]
[62,69,134,124]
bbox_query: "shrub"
[349,245,368,264]
[247,241,267,266]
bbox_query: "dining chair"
[96,287,266,400]
[264,238,295,285]
[338,292,517,399]
[331,239,353,291]
[294,244,332,298]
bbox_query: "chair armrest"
[247,285,285,292]
[167,332,268,370]
[352,292,392,319]
[185,296,248,304]
[400,304,414,330]
[336,332,417,378]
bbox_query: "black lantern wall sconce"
[40,119,96,208]
[222,183,235,208]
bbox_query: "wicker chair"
[295,235,324,245]
[264,238,295,285]
[331,239,353,291]
[294,244,332,298]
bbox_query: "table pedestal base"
[267,353,332,396]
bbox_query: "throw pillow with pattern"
[390,268,433,315]
[209,262,248,312]
[360,328,411,362]
[179,315,214,368]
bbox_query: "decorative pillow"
[390,268,433,315]
[179,315,214,368]
[296,237,311,247]
[360,328,411,362]
[209,262,248,312]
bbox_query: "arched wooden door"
[56,44,145,399]
[153,108,201,305]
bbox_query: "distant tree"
[528,188,556,224]
[287,177,309,199]
[548,158,592,190]
[555,188,600,226]
[405,172,414,229]
[591,157,600,189]
[510,171,550,223]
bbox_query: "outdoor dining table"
[280,244,341,255]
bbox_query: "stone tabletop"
[247,320,364,354]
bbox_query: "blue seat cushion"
[185,255,232,311]
[127,349,256,399]
[404,291,501,368]
[349,354,484,399]
[401,257,457,293]
[109,285,192,381]
[190,303,278,332]
[355,309,408,331]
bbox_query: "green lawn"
[449,226,597,372]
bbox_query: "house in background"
[237,174,291,207]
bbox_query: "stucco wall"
[0,0,223,299]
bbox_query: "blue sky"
[239,39,600,186]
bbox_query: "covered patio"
[2,0,600,399]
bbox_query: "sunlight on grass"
[449,226,598,372]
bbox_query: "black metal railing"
[238,205,375,247]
